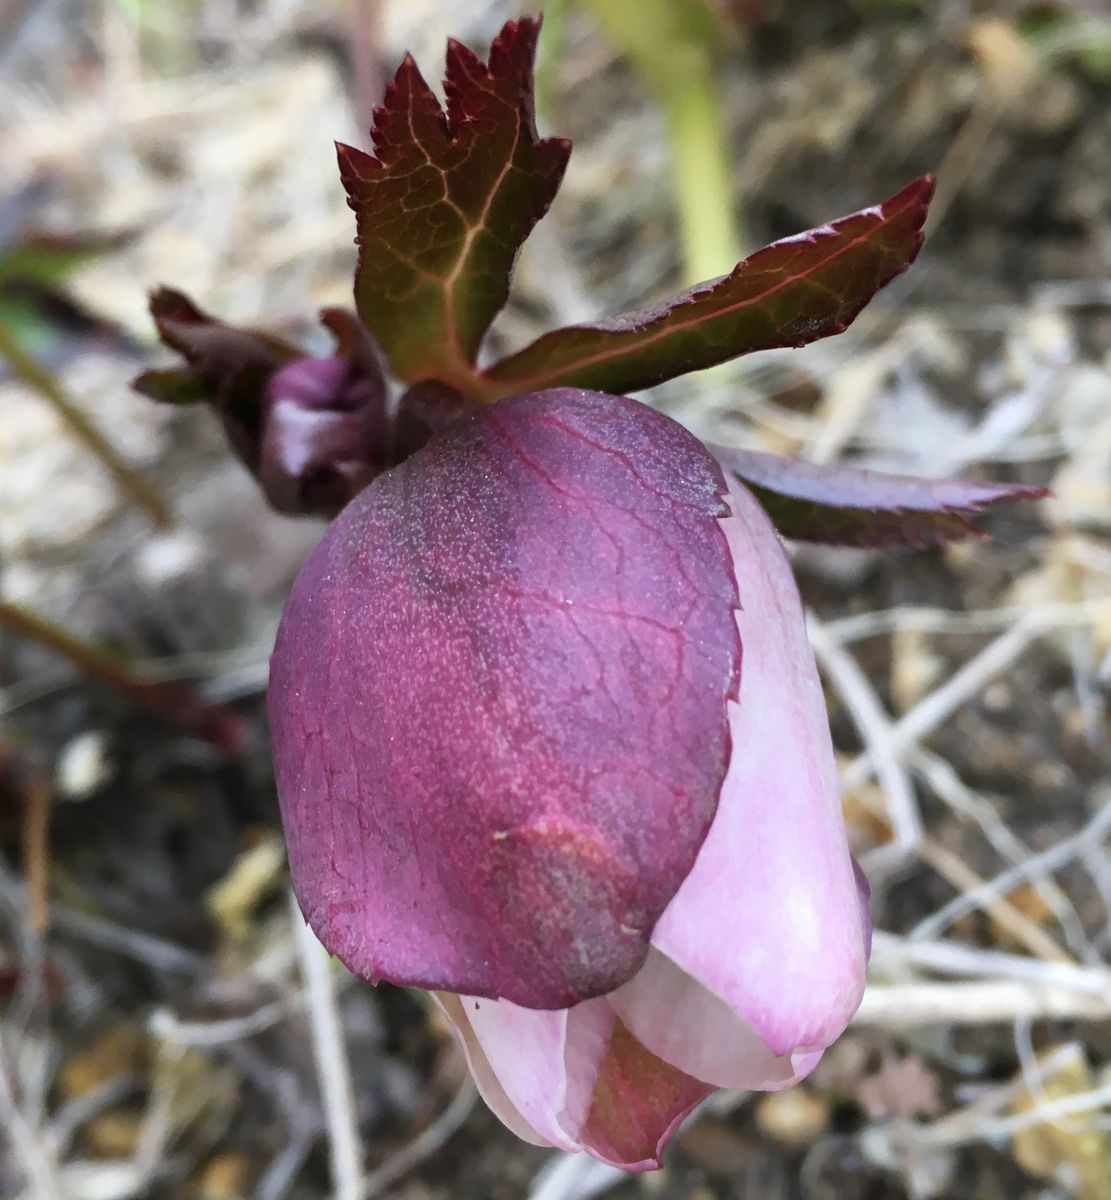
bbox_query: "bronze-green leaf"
[338,17,570,389]
[482,177,935,398]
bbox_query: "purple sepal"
[269,389,742,1008]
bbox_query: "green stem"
[579,0,742,284]
[660,70,740,284]
[535,0,571,127]
[0,322,172,528]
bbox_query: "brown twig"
[0,601,245,752]
[0,320,173,528]
[0,747,50,935]
[21,767,50,937]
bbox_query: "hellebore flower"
[258,354,391,516]
[138,15,1044,1172]
[268,388,869,1169]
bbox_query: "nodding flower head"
[268,388,870,1169]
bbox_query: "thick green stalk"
[579,0,741,283]
[535,0,571,126]
[662,66,740,284]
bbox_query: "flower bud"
[135,290,433,517]
[269,388,869,1168]
[259,355,389,515]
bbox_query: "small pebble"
[755,1088,830,1147]
[55,730,112,800]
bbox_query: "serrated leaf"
[711,443,1047,547]
[481,177,934,398]
[338,17,570,387]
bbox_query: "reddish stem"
[0,601,246,753]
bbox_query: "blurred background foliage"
[1,1,1111,1198]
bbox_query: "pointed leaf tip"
[342,16,569,389]
[712,444,1047,547]
[482,176,936,397]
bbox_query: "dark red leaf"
[711,443,1048,547]
[338,17,570,388]
[482,177,934,398]
[137,287,299,431]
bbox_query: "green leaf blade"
[483,176,935,397]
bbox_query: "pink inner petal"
[608,948,825,1089]
[463,993,615,1149]
[648,480,869,1058]
[434,994,555,1148]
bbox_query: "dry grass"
[1,1,1110,1197]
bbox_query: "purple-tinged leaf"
[481,177,934,398]
[135,287,299,434]
[711,443,1048,547]
[338,18,570,388]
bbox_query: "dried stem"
[842,616,1043,792]
[290,891,363,1200]
[363,1079,476,1198]
[809,613,922,879]
[0,748,51,937]
[21,767,50,937]
[855,980,1111,1027]
[0,319,172,528]
[0,600,244,751]
[913,798,1111,944]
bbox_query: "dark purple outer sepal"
[269,389,742,1008]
